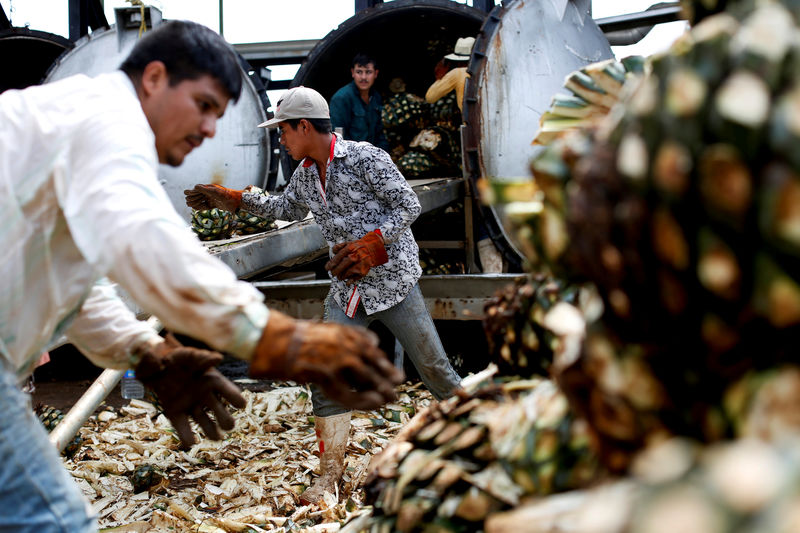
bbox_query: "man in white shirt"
[0,21,402,532]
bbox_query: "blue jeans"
[311,283,462,417]
[0,364,97,532]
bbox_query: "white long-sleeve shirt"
[0,71,268,377]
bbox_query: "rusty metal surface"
[255,273,526,321]
[463,0,613,270]
[206,217,327,280]
[44,7,270,221]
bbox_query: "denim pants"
[0,364,97,532]
[311,283,462,417]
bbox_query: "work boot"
[300,412,351,505]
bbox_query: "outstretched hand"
[184,184,243,212]
[135,334,246,448]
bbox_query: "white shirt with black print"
[241,134,422,316]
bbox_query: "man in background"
[330,52,390,151]
[425,36,474,111]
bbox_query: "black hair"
[351,53,378,70]
[120,20,243,103]
[284,118,333,134]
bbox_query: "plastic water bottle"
[121,370,144,400]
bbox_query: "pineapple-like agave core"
[191,207,234,241]
[499,0,800,474]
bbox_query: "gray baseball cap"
[258,86,330,128]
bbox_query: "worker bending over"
[0,22,401,532]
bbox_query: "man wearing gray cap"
[185,86,462,505]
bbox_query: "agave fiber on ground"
[60,382,432,532]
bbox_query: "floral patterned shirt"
[241,134,422,316]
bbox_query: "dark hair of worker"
[351,52,378,70]
[119,20,243,103]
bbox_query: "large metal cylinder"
[44,7,270,220]
[464,0,614,270]
[293,0,485,100]
[287,0,485,219]
[0,28,72,92]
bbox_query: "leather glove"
[325,231,389,283]
[250,311,404,410]
[135,334,246,448]
[184,184,243,212]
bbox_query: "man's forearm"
[65,281,162,369]
[242,190,308,222]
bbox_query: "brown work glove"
[325,231,389,283]
[184,184,244,212]
[250,311,404,410]
[135,334,246,448]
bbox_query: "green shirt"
[329,81,389,151]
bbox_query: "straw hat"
[444,36,475,61]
